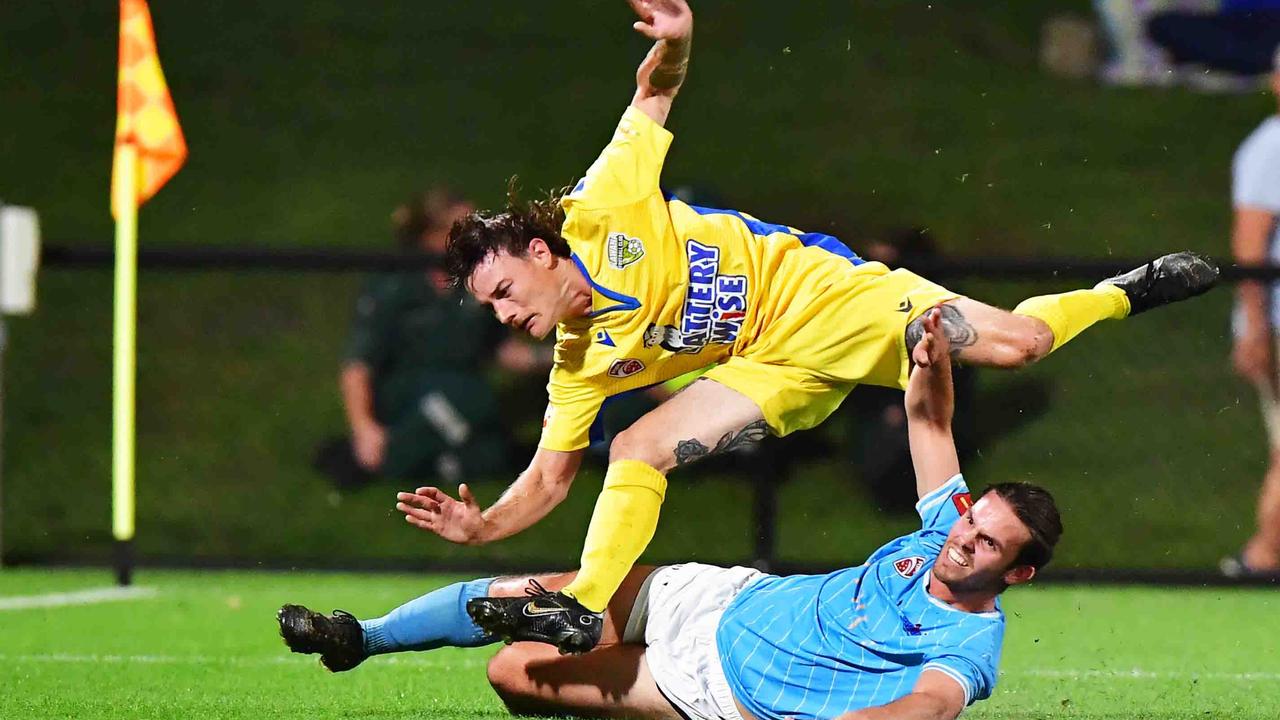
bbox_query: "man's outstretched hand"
[627,0,692,42]
[906,307,955,427]
[396,485,486,545]
[911,307,952,368]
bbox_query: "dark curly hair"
[445,181,572,289]
[976,482,1064,571]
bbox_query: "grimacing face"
[466,240,576,340]
[932,493,1036,594]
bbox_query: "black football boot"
[277,604,366,672]
[465,579,603,655]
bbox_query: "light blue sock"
[359,577,496,655]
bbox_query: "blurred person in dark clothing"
[1224,49,1280,579]
[315,187,548,490]
[1148,0,1280,79]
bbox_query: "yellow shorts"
[704,258,959,437]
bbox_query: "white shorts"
[643,563,764,720]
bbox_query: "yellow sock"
[1013,284,1130,354]
[562,459,668,613]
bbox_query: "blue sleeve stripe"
[921,663,974,707]
[915,474,966,517]
[674,198,865,265]
[570,253,642,316]
[797,231,863,263]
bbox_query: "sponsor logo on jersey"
[897,298,914,313]
[952,492,973,515]
[644,240,749,354]
[606,233,646,270]
[643,323,700,354]
[595,329,616,347]
[607,358,646,378]
[894,556,926,578]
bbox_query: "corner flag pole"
[112,142,139,586]
[111,0,188,586]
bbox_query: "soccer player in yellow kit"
[396,0,1218,654]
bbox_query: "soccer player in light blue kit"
[279,308,1063,720]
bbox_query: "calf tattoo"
[673,419,770,467]
[905,304,978,357]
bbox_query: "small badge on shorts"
[894,556,926,578]
[607,233,645,270]
[608,358,646,378]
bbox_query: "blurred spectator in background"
[314,186,550,490]
[1148,0,1280,82]
[1225,48,1280,579]
[1093,0,1205,86]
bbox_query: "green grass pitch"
[2,568,1276,719]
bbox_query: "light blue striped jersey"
[716,475,1003,719]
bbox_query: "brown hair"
[976,482,1063,571]
[445,180,571,288]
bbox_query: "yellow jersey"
[540,106,868,452]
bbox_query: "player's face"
[467,241,573,340]
[933,494,1034,594]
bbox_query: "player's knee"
[989,323,1051,368]
[486,648,535,705]
[608,428,667,470]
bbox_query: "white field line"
[0,654,1272,682]
[1009,668,1280,682]
[0,586,158,611]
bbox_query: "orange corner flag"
[111,0,186,218]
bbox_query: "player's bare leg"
[608,376,767,472]
[484,565,677,718]
[488,643,680,720]
[1236,449,1280,573]
[908,251,1219,369]
[909,298,1053,369]
[487,565,749,719]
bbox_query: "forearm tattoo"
[673,419,769,467]
[905,304,978,358]
[650,37,691,90]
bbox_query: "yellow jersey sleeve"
[562,106,674,211]
[539,365,606,452]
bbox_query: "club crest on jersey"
[894,556,926,578]
[952,492,973,515]
[607,233,645,270]
[607,358,645,378]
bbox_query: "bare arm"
[397,447,584,546]
[340,361,386,470]
[1231,206,1277,387]
[905,308,961,500]
[835,670,966,720]
[626,0,693,127]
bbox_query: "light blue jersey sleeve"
[921,626,1003,706]
[914,474,973,549]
